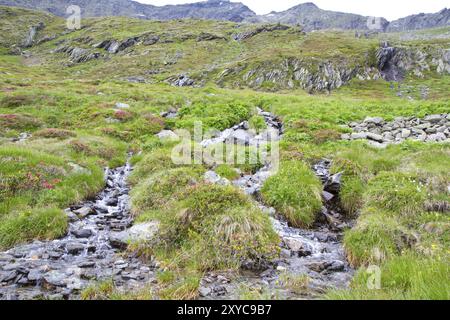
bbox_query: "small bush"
[34,128,76,139]
[0,95,35,108]
[0,114,42,130]
[261,161,322,227]
[312,128,341,144]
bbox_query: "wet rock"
[72,229,93,239]
[73,206,93,219]
[43,271,67,287]
[0,271,18,283]
[27,270,43,282]
[65,243,85,255]
[324,173,342,194]
[284,238,312,257]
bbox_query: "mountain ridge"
[0,0,448,32]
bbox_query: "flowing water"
[0,162,157,300]
[199,109,354,299]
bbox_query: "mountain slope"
[245,2,389,32]
[0,0,256,22]
[1,0,449,32]
[388,8,450,32]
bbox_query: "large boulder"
[109,222,160,249]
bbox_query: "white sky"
[136,0,450,20]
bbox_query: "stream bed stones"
[198,110,354,299]
[0,162,158,300]
[342,114,450,147]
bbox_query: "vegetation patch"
[261,161,323,227]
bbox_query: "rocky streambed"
[199,110,354,300]
[0,161,159,300]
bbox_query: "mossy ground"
[0,6,448,299]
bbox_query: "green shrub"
[261,161,322,227]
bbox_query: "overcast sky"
[136,0,450,20]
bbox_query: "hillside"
[0,6,449,301]
[0,6,449,94]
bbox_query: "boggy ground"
[0,7,449,300]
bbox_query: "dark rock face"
[387,8,450,32]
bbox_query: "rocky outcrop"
[54,45,101,64]
[232,24,291,41]
[342,114,450,146]
[376,44,450,80]
[93,37,139,54]
[219,58,364,92]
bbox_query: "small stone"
[366,132,384,143]
[276,266,287,272]
[72,229,93,239]
[364,117,384,125]
[66,243,85,255]
[198,287,212,297]
[350,132,367,140]
[115,102,130,109]
[401,129,411,138]
[156,130,179,141]
[424,114,443,123]
[73,206,93,218]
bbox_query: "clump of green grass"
[155,184,279,271]
[0,207,67,249]
[344,210,413,267]
[131,167,203,214]
[215,164,239,180]
[277,272,310,294]
[81,280,154,300]
[261,161,322,227]
[327,253,450,300]
[249,115,267,133]
[364,172,426,216]
[158,274,201,300]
